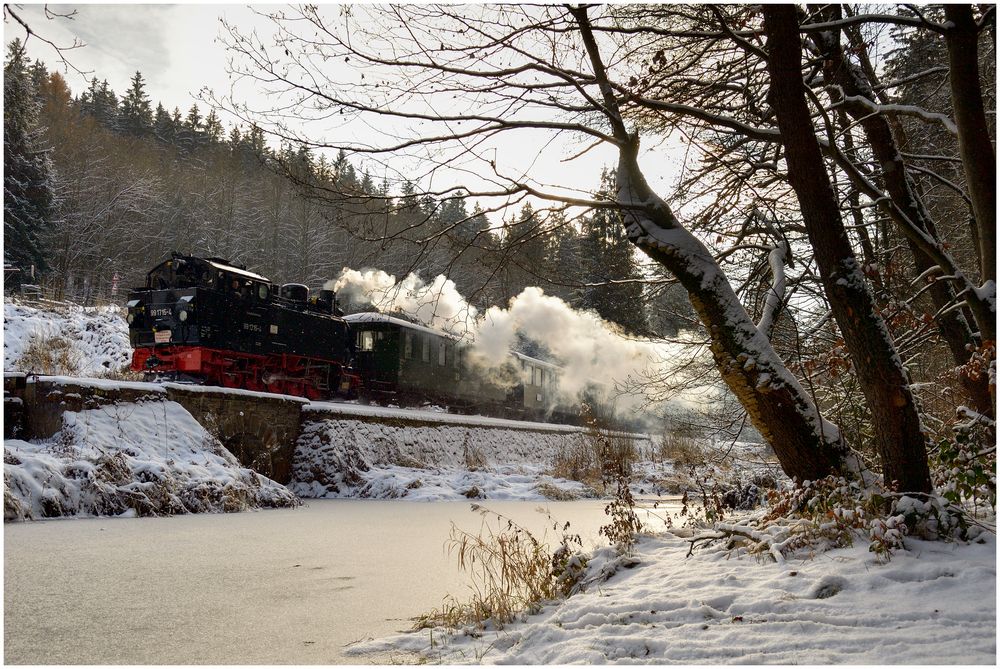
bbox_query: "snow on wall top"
[306,400,649,438]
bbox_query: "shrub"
[600,475,643,555]
[931,411,996,515]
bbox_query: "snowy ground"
[293,417,614,500]
[4,398,298,520]
[3,300,132,376]
[291,416,773,503]
[347,530,996,664]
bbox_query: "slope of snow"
[4,399,298,520]
[3,301,132,375]
[348,531,996,664]
[291,418,634,500]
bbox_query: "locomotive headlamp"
[178,310,189,322]
[127,313,135,324]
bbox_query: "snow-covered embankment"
[292,409,647,501]
[4,398,298,521]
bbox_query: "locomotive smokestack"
[320,289,336,314]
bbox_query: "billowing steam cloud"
[327,269,477,335]
[474,287,656,399]
[330,268,712,416]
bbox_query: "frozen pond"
[5,498,679,664]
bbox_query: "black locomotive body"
[127,254,356,398]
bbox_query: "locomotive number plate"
[154,330,172,344]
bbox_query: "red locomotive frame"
[132,345,359,400]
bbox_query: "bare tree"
[219,4,867,483]
[763,4,930,492]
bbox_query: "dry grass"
[16,332,139,380]
[18,334,81,375]
[657,433,707,467]
[535,482,586,501]
[550,429,638,492]
[415,505,586,631]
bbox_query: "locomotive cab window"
[359,331,375,351]
[257,283,269,300]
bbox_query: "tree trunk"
[616,138,853,483]
[814,20,994,417]
[570,5,860,484]
[945,4,996,284]
[763,5,931,493]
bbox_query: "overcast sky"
[6,4,687,213]
[9,4,262,116]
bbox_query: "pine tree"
[119,71,153,136]
[4,40,55,279]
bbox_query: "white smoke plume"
[474,287,655,398]
[327,269,478,335]
[330,268,715,418]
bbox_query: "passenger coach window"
[422,337,430,362]
[438,341,446,366]
[404,333,413,359]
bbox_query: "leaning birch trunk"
[568,5,861,484]
[763,4,931,494]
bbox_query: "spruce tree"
[203,108,223,142]
[79,78,119,128]
[152,102,175,142]
[119,71,153,136]
[4,40,55,280]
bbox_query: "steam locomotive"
[127,254,356,399]
[127,254,572,420]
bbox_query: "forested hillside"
[3,39,686,336]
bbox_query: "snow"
[161,382,309,404]
[839,94,959,135]
[306,401,600,433]
[4,398,298,520]
[31,374,164,393]
[291,417,653,500]
[347,531,996,664]
[4,301,133,375]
